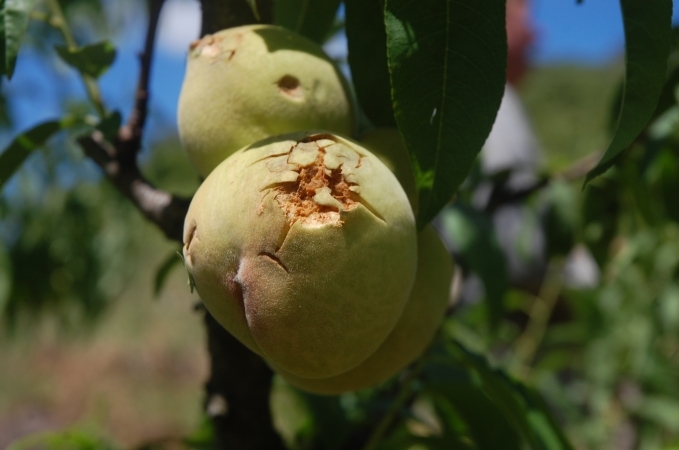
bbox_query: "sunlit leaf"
[385,0,506,228]
[344,0,395,127]
[54,40,116,78]
[274,0,341,44]
[584,0,672,185]
[0,0,35,78]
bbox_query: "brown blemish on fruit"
[189,33,238,62]
[184,220,198,265]
[277,75,304,100]
[274,145,359,227]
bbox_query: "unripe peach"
[360,128,418,213]
[275,225,452,394]
[178,25,356,177]
[182,131,417,379]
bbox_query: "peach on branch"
[275,225,453,394]
[178,25,356,177]
[182,131,417,379]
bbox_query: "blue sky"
[532,0,679,64]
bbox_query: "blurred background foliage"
[2,0,679,449]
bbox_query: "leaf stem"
[45,0,106,117]
[509,257,565,378]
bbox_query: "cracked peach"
[178,24,356,177]
[182,131,417,379]
[274,225,453,394]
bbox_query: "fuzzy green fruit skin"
[178,25,356,177]
[182,131,417,379]
[275,225,452,394]
[360,128,418,214]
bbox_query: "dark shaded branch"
[199,0,274,34]
[204,311,286,450]
[78,132,189,242]
[118,0,166,164]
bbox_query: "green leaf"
[448,342,575,450]
[584,0,673,185]
[0,0,35,78]
[439,205,508,331]
[274,0,341,44]
[154,249,183,298]
[344,0,395,127]
[54,40,116,78]
[0,120,63,190]
[428,385,522,449]
[385,0,507,228]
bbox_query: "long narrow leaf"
[385,0,506,228]
[0,0,35,78]
[344,0,395,127]
[0,120,63,189]
[584,0,672,185]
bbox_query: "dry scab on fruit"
[182,131,417,379]
[178,25,357,177]
[275,225,453,394]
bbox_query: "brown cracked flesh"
[262,135,364,227]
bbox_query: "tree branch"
[117,0,166,163]
[78,132,189,242]
[78,2,286,448]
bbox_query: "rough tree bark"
[80,0,285,448]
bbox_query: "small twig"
[486,149,604,210]
[509,257,565,378]
[117,0,166,163]
[45,0,106,117]
[362,351,431,450]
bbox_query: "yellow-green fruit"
[275,225,452,394]
[182,131,417,379]
[178,25,356,177]
[360,128,418,213]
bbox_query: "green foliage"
[54,40,116,78]
[344,0,394,128]
[0,0,35,78]
[385,0,507,229]
[0,180,141,330]
[0,120,64,189]
[438,205,508,331]
[585,0,673,185]
[7,428,118,450]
